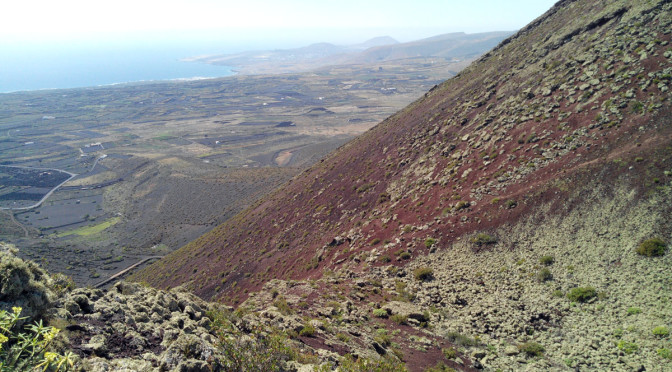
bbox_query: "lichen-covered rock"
[0,243,54,325]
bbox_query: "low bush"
[373,308,389,318]
[470,233,497,246]
[445,332,479,347]
[390,314,408,325]
[273,296,293,315]
[636,238,667,257]
[414,267,434,281]
[626,307,642,315]
[567,286,597,302]
[539,255,555,266]
[537,268,553,282]
[424,238,437,248]
[653,326,669,337]
[617,340,638,354]
[299,323,316,337]
[519,342,545,357]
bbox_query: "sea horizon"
[0,43,236,94]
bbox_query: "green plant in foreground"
[636,238,667,257]
[567,286,597,303]
[658,348,672,360]
[0,307,73,371]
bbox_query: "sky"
[1,0,558,49]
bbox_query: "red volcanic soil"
[132,0,672,312]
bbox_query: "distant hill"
[189,31,513,74]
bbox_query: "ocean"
[0,43,235,93]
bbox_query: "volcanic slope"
[135,1,672,370]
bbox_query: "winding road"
[0,155,107,211]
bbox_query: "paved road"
[0,165,78,211]
[0,154,107,211]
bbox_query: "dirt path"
[0,209,29,237]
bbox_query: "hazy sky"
[2,0,558,47]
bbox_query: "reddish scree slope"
[133,0,672,304]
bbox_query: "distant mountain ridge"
[189,31,513,74]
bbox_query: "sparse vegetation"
[636,238,667,257]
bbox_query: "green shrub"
[390,314,408,325]
[539,255,555,266]
[626,307,642,315]
[636,238,667,257]
[442,347,457,359]
[445,332,479,347]
[414,267,434,281]
[379,255,391,263]
[653,326,670,337]
[398,251,411,260]
[373,308,389,318]
[617,340,638,354]
[0,307,73,371]
[552,290,564,298]
[273,296,293,315]
[424,238,437,248]
[658,348,672,360]
[519,342,545,357]
[299,323,316,337]
[537,268,553,282]
[370,238,381,246]
[211,309,299,370]
[567,286,597,302]
[471,233,497,246]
